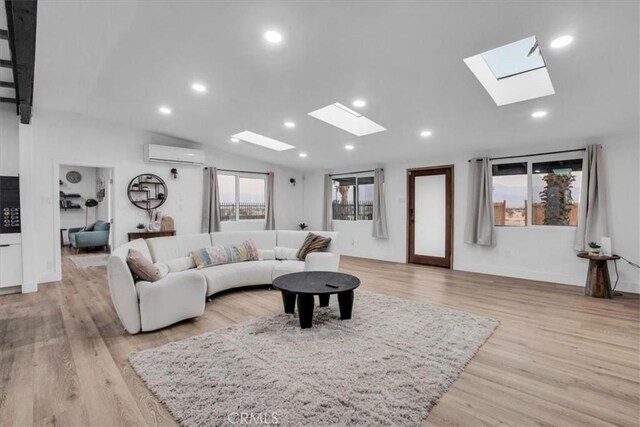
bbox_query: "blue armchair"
[69,220,111,253]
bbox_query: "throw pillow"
[127,249,162,282]
[258,249,276,260]
[191,240,259,269]
[274,247,299,260]
[164,255,196,272]
[296,232,332,260]
[154,263,169,279]
[84,222,96,231]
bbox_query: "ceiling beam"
[0,81,14,88]
[5,0,37,124]
[0,29,8,40]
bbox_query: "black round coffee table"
[272,271,360,329]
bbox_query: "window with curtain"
[331,175,374,221]
[492,155,583,227]
[217,173,266,221]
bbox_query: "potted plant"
[136,223,146,230]
[131,183,139,190]
[158,192,165,200]
[298,222,308,230]
[588,241,601,256]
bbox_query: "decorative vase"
[589,247,601,256]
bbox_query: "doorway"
[407,166,453,268]
[55,163,115,276]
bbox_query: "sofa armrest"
[137,271,207,332]
[304,252,340,272]
[107,255,141,334]
[73,230,109,247]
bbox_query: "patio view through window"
[332,175,374,221]
[218,173,266,221]
[492,157,582,227]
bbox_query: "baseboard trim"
[454,262,640,294]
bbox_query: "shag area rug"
[130,291,498,426]
[68,254,109,268]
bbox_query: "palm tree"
[539,173,575,225]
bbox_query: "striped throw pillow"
[191,240,259,269]
[296,232,332,260]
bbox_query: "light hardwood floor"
[1,252,638,426]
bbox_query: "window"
[532,159,582,226]
[332,175,374,221]
[492,162,528,226]
[217,173,266,221]
[492,155,583,227]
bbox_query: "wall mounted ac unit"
[144,144,205,165]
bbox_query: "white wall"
[0,104,19,176]
[304,136,640,293]
[23,110,304,284]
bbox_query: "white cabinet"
[0,234,22,288]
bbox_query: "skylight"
[464,36,555,106]
[231,131,295,151]
[308,103,386,137]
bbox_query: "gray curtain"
[265,172,275,230]
[464,158,495,246]
[574,145,608,251]
[372,168,389,239]
[322,174,332,231]
[202,167,221,233]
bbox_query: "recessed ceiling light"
[191,83,207,93]
[299,152,308,158]
[284,121,296,128]
[158,106,172,115]
[531,110,547,118]
[352,99,366,108]
[264,31,283,44]
[550,35,573,49]
[420,130,433,138]
[344,144,355,150]
[230,137,240,143]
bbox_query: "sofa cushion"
[162,255,196,273]
[272,260,305,281]
[84,222,95,231]
[211,231,277,250]
[146,233,212,263]
[191,240,259,269]
[258,249,276,260]
[127,249,162,282]
[274,247,299,260]
[201,260,280,296]
[296,232,332,260]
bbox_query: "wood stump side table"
[577,252,620,299]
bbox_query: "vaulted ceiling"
[33,1,639,170]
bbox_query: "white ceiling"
[33,1,639,171]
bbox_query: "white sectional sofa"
[107,230,339,334]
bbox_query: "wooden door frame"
[406,165,454,268]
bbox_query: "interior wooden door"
[407,166,453,268]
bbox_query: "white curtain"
[322,174,332,231]
[265,172,275,230]
[464,158,495,246]
[202,167,221,233]
[372,168,389,239]
[574,145,608,250]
